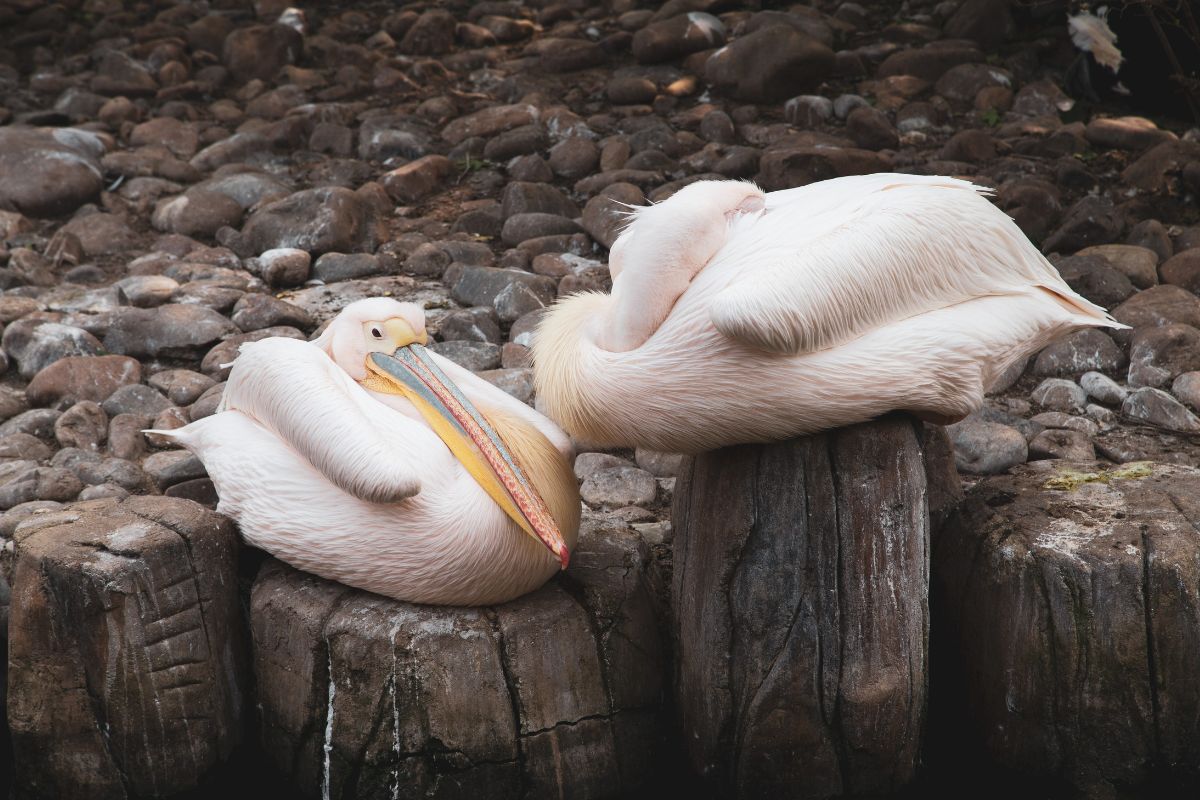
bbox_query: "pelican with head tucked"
[533,174,1124,453]
[159,298,579,606]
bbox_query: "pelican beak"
[361,342,570,569]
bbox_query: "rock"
[0,128,104,218]
[26,355,142,408]
[231,187,386,257]
[933,462,1200,795]
[90,51,157,96]
[673,416,932,796]
[437,308,501,344]
[947,416,1029,474]
[877,42,983,82]
[582,183,643,249]
[635,448,683,477]
[1076,244,1159,290]
[100,385,172,417]
[539,38,608,72]
[943,0,1014,49]
[1032,378,1088,413]
[500,213,582,246]
[223,24,302,82]
[580,466,658,508]
[1042,195,1122,254]
[500,181,578,221]
[151,190,244,238]
[8,496,248,798]
[2,322,104,380]
[845,105,899,150]
[257,248,311,288]
[934,63,1011,105]
[1122,387,1200,432]
[0,467,81,509]
[251,516,664,798]
[478,368,535,404]
[1127,324,1200,389]
[548,137,600,179]
[1053,254,1137,308]
[143,451,208,490]
[231,293,313,332]
[147,371,215,407]
[1112,285,1200,332]
[1080,371,1128,406]
[755,146,890,191]
[450,266,556,316]
[705,25,834,103]
[54,401,107,451]
[1028,428,1095,460]
[399,9,457,55]
[632,12,725,63]
[1085,116,1176,151]
[607,76,657,105]
[1121,140,1200,193]
[0,409,62,441]
[0,433,50,461]
[427,340,501,372]
[1032,329,1126,376]
[1160,249,1200,294]
[104,304,238,359]
[442,104,539,146]
[1173,372,1200,410]
[784,94,834,127]
[938,129,996,162]
[380,155,453,204]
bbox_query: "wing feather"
[708,174,1116,354]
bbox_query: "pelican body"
[162,299,579,606]
[533,174,1122,453]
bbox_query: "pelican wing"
[707,174,1114,355]
[220,337,426,504]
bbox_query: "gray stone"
[101,385,173,417]
[427,340,501,372]
[0,127,104,218]
[54,401,107,451]
[1032,328,1127,377]
[1028,428,1095,460]
[580,466,657,508]
[143,450,208,489]
[1122,387,1200,432]
[1172,372,1200,411]
[0,467,82,509]
[1080,371,1128,406]
[2,321,104,380]
[1127,324,1200,389]
[947,417,1028,474]
[103,304,238,359]
[1031,378,1087,413]
[230,187,386,257]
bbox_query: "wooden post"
[671,415,937,798]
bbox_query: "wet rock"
[223,23,302,82]
[252,517,664,798]
[103,304,238,359]
[26,355,142,408]
[581,466,658,508]
[705,25,834,103]
[1032,329,1126,377]
[934,462,1200,795]
[229,187,385,257]
[633,12,725,63]
[8,496,248,797]
[0,128,104,218]
[1123,387,1200,432]
[54,401,107,451]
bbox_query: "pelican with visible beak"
[159,298,579,606]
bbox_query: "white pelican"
[533,174,1124,453]
[158,298,579,606]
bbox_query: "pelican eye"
[370,327,383,339]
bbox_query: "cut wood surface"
[7,495,248,800]
[672,415,940,798]
[934,460,1200,795]
[251,513,666,799]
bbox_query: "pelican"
[533,174,1124,453]
[158,298,580,606]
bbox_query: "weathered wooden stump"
[672,415,942,798]
[933,460,1200,795]
[6,495,249,799]
[251,513,666,799]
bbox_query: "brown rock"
[26,355,142,408]
[442,104,539,146]
[230,187,386,257]
[0,128,104,218]
[582,182,644,249]
[756,146,890,191]
[252,515,665,797]
[1159,249,1200,294]
[1112,285,1200,332]
[933,462,1200,794]
[1076,243,1159,289]
[673,416,933,796]
[399,9,457,55]
[222,24,302,83]
[632,12,725,64]
[705,25,834,103]
[1085,116,1176,151]
[380,155,453,204]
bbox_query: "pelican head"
[315,298,571,568]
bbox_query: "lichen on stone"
[1042,461,1154,491]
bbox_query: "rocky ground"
[1,0,1199,796]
